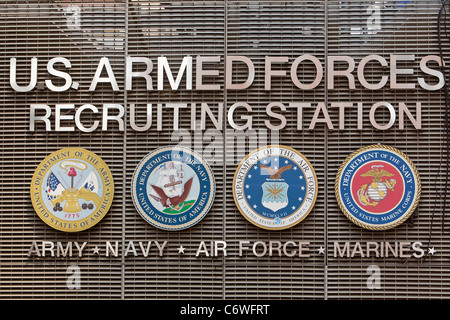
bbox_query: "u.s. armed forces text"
[8,55,442,132]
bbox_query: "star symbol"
[428,247,436,255]
[284,160,289,164]
[274,166,278,170]
[245,184,249,189]
[177,246,185,254]
[92,246,100,255]
[318,247,325,255]
[298,197,303,201]
[291,206,296,210]
[299,175,303,179]
[274,158,278,162]
[253,204,257,209]
[293,167,297,171]
[254,166,258,170]
[301,186,305,190]
[248,174,252,178]
[247,195,251,199]
[263,160,268,164]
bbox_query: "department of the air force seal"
[30,148,114,232]
[233,145,318,230]
[335,144,421,230]
[131,146,215,231]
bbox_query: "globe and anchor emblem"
[357,164,397,207]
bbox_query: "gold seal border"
[232,145,319,231]
[334,144,421,231]
[30,147,114,232]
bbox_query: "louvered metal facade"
[0,0,449,299]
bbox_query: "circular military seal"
[131,146,215,231]
[30,148,114,232]
[335,144,421,230]
[233,145,318,230]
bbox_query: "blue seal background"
[338,149,417,227]
[132,147,215,231]
[243,156,307,221]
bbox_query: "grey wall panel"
[326,0,450,299]
[0,0,126,299]
[124,0,226,299]
[224,1,327,299]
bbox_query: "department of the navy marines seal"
[335,144,421,230]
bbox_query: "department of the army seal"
[131,146,215,231]
[30,148,114,232]
[233,145,318,230]
[335,144,421,230]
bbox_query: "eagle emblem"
[151,177,194,212]
[147,162,195,213]
[258,162,292,212]
[259,164,292,179]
